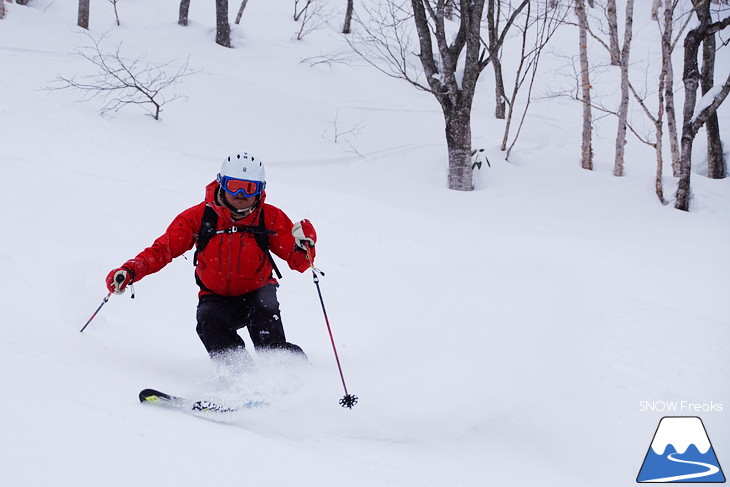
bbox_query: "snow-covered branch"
[690,71,730,131]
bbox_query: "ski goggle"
[219,176,265,197]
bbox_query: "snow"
[0,1,728,486]
[650,417,712,455]
[694,84,726,122]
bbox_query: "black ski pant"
[195,284,305,358]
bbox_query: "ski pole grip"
[115,273,125,283]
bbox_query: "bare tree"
[444,0,454,20]
[571,0,635,176]
[661,0,685,177]
[109,0,120,26]
[500,0,568,159]
[413,0,527,189]
[575,0,593,170]
[654,76,666,203]
[636,73,668,203]
[500,1,533,148]
[294,0,313,21]
[613,0,633,177]
[235,0,251,25]
[410,0,485,190]
[322,109,366,157]
[563,0,660,175]
[484,1,535,121]
[634,0,682,203]
[348,0,526,190]
[675,14,730,211]
[0,0,5,21]
[51,33,197,121]
[78,0,90,29]
[411,0,529,191]
[625,71,668,203]
[638,0,676,202]
[343,0,355,33]
[651,0,661,21]
[294,0,325,40]
[216,0,231,47]
[179,0,191,26]
[605,0,620,65]
[693,0,725,179]
[487,1,507,119]
[625,0,692,178]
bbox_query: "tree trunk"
[702,38,724,179]
[694,1,725,179]
[179,0,191,26]
[665,72,681,176]
[655,113,666,204]
[110,0,120,26]
[410,0,492,191]
[613,0,634,177]
[445,108,474,191]
[677,69,730,210]
[676,27,705,211]
[606,0,621,65]
[488,1,506,119]
[235,0,250,24]
[676,18,730,211]
[343,0,354,34]
[662,0,681,176]
[651,0,661,21]
[676,128,695,211]
[500,0,530,153]
[576,0,593,170]
[492,57,507,119]
[655,64,666,204]
[78,0,90,29]
[215,0,231,47]
[444,0,454,21]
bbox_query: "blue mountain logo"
[637,416,725,483]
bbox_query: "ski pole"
[80,292,112,333]
[305,246,358,409]
[80,274,124,333]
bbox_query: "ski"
[139,388,265,414]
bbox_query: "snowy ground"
[0,1,728,486]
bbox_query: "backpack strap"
[193,204,283,280]
[252,207,283,280]
[193,205,218,267]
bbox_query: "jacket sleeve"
[122,205,201,283]
[265,205,314,273]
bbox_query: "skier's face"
[223,190,257,211]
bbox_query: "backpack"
[193,205,283,281]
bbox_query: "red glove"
[105,267,134,294]
[292,219,316,250]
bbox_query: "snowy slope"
[0,1,728,486]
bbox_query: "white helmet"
[218,152,265,183]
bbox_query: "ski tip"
[139,388,166,403]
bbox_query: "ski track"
[641,453,720,483]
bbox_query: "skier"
[106,152,317,363]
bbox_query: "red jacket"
[122,181,313,296]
